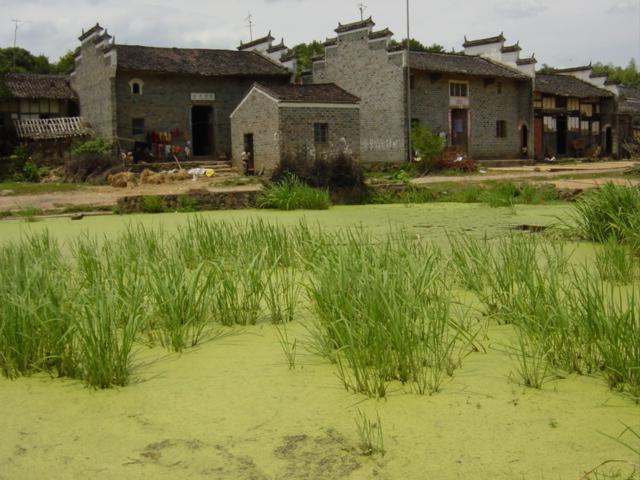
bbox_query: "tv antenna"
[12,19,28,48]
[244,13,254,41]
[357,2,367,21]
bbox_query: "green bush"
[141,196,165,213]
[412,124,445,165]
[71,138,113,156]
[259,174,331,210]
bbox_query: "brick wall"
[412,72,533,159]
[278,105,361,164]
[71,40,117,139]
[115,73,287,158]
[230,88,280,173]
[313,33,406,163]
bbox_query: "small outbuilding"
[230,83,360,175]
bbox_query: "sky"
[0,0,639,68]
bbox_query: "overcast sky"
[1,0,638,67]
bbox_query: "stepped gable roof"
[115,45,290,77]
[501,43,521,53]
[78,23,102,41]
[409,51,528,79]
[256,83,360,104]
[552,64,592,73]
[335,17,375,34]
[323,37,338,47]
[463,33,505,48]
[517,56,537,66]
[535,74,613,98]
[267,40,287,54]
[369,28,394,40]
[238,32,275,50]
[3,73,76,99]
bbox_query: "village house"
[310,18,536,164]
[71,24,295,161]
[230,83,360,174]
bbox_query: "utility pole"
[11,19,27,70]
[406,0,412,162]
[357,2,367,21]
[244,13,254,41]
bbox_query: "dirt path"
[0,179,262,212]
[0,161,636,213]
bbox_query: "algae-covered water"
[1,204,638,480]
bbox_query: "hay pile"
[107,172,137,188]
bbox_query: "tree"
[54,50,77,74]
[537,63,555,74]
[389,38,446,53]
[592,59,639,87]
[0,47,53,74]
[288,41,325,76]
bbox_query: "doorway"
[534,118,543,159]
[557,116,568,156]
[191,106,213,156]
[605,127,613,156]
[521,125,529,158]
[243,133,255,174]
[450,109,468,153]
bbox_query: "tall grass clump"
[572,183,640,244]
[307,231,474,398]
[259,174,331,211]
[355,409,385,456]
[148,260,214,352]
[596,237,637,285]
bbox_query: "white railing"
[13,117,93,140]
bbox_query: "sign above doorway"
[191,93,216,102]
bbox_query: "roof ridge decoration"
[501,42,521,53]
[552,63,593,73]
[517,54,537,66]
[79,23,102,42]
[463,32,505,48]
[238,31,275,50]
[335,17,375,34]
[369,28,394,40]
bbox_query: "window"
[591,121,600,135]
[129,78,144,95]
[568,116,580,132]
[543,116,557,132]
[496,120,507,138]
[567,98,580,111]
[314,123,328,144]
[449,82,468,97]
[132,118,145,136]
[581,121,590,135]
[580,103,593,117]
[497,82,503,94]
[542,97,556,110]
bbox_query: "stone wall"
[230,88,280,174]
[278,105,360,164]
[115,73,287,158]
[313,32,406,163]
[412,72,532,159]
[71,39,117,139]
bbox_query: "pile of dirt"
[108,169,192,188]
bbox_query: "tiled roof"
[552,65,592,73]
[335,17,375,34]
[78,23,102,41]
[323,37,338,47]
[267,40,287,54]
[619,86,640,115]
[369,28,394,40]
[409,51,528,79]
[517,56,537,66]
[115,45,290,77]
[238,32,275,50]
[501,43,521,53]
[3,73,76,99]
[257,83,360,104]
[463,33,505,48]
[535,74,613,98]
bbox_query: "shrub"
[65,152,120,183]
[71,137,113,156]
[141,196,165,213]
[259,174,331,210]
[272,149,366,193]
[412,124,445,166]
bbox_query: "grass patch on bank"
[259,175,331,211]
[0,182,84,195]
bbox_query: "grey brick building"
[71,24,293,159]
[311,19,536,163]
[231,83,360,174]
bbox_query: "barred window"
[314,123,328,144]
[496,120,507,138]
[449,82,468,97]
[132,118,145,136]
